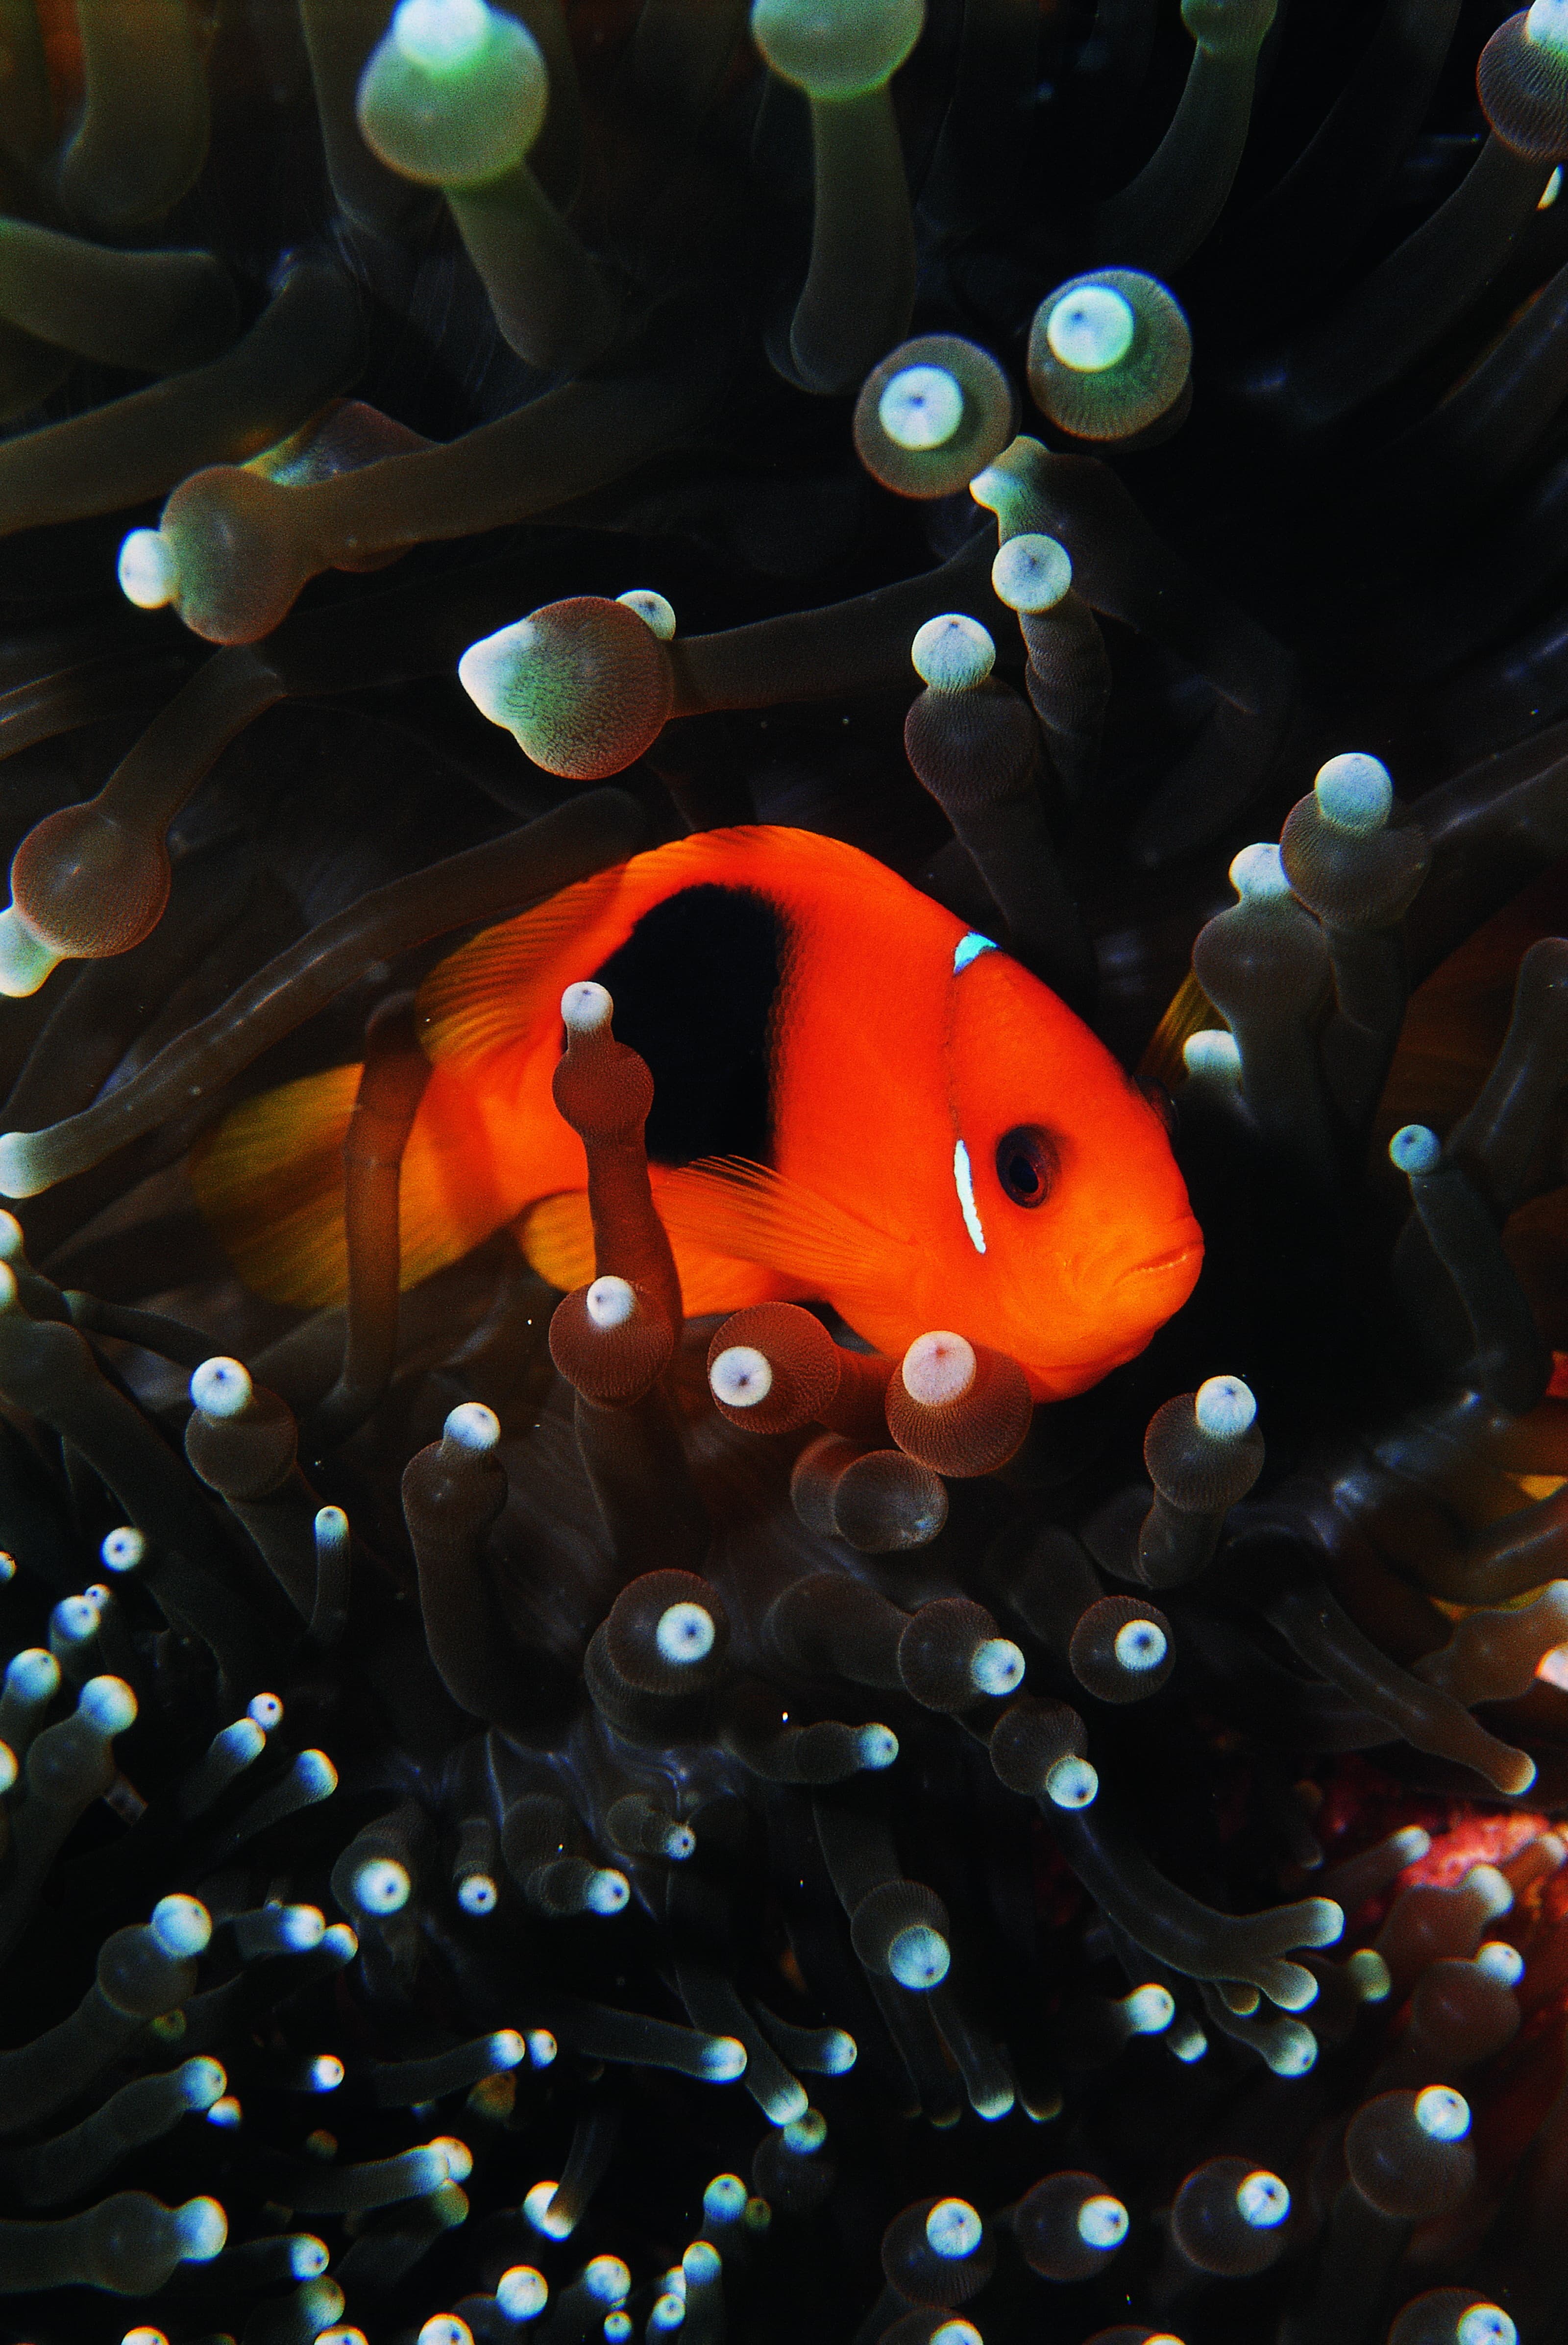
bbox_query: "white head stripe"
[954,1140,986,1254]
[953,932,998,974]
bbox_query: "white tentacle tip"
[911,613,994,691]
[1228,841,1291,901]
[902,1330,977,1407]
[561,979,612,1034]
[118,527,179,610]
[710,1343,772,1407]
[586,1276,638,1330]
[1195,1375,1255,1438]
[457,616,536,728]
[443,1401,500,1452]
[191,1356,253,1418]
[616,588,676,639]
[1313,751,1392,834]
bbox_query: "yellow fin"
[194,1062,516,1311]
[417,865,624,1078]
[655,1158,905,1306]
[189,1065,361,1309]
[1139,969,1225,1091]
[516,1184,804,1318]
[517,1190,596,1292]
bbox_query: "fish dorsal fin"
[417,864,626,1078]
[655,1157,906,1304]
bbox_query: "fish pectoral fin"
[416,865,624,1078]
[189,1064,362,1309]
[655,1158,903,1306]
[516,1184,800,1319]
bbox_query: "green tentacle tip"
[1180,0,1279,53]
[1195,1374,1256,1437]
[1347,1947,1392,2000]
[1480,8,1568,157]
[911,613,995,691]
[926,2198,981,2257]
[749,0,925,99]
[992,533,1072,614]
[394,0,492,69]
[1261,2020,1316,2075]
[1314,750,1393,834]
[1047,284,1135,373]
[1123,1983,1175,2033]
[1045,1754,1098,1809]
[1228,841,1291,901]
[175,2196,229,2261]
[1303,1897,1343,1944]
[855,335,1017,499]
[0,905,61,999]
[358,0,548,188]
[700,2033,747,2079]
[151,1892,211,1955]
[1529,0,1568,54]
[880,365,963,450]
[498,2268,549,2320]
[1415,2084,1471,2141]
[616,588,677,640]
[967,433,1050,538]
[119,527,179,611]
[1028,270,1192,444]
[1237,2172,1291,2228]
[1459,2310,1517,2345]
[354,1855,412,1914]
[1389,1123,1441,1177]
[458,598,673,779]
[888,1921,949,1988]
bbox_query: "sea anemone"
[1,4,1568,2344]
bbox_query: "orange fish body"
[193,827,1201,1400]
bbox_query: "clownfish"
[192,826,1202,1400]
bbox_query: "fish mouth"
[1102,1234,1205,1321]
[1118,1239,1203,1285]
[1021,1237,1204,1398]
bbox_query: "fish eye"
[995,1125,1058,1208]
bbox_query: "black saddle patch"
[588,884,784,1165]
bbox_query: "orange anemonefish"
[191,826,1202,1400]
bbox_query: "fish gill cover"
[0,3,1567,2345]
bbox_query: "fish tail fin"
[189,1065,362,1309]
[193,1061,517,1310]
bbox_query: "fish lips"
[1051,1223,1204,1357]
[1113,1230,1204,1308]
[1014,1232,1202,1399]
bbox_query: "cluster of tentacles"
[6,2,1568,2344]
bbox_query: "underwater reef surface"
[8,2,1568,2342]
